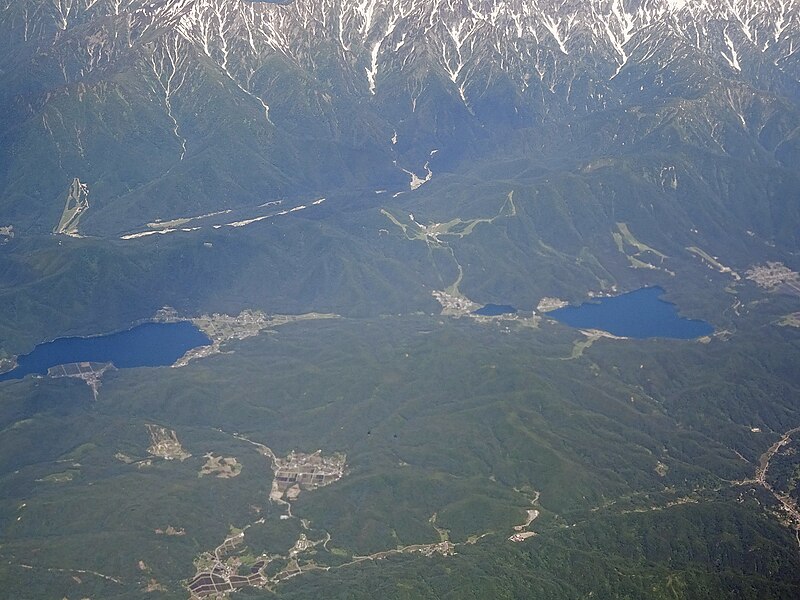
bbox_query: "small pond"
[473,304,518,317]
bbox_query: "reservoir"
[0,321,210,382]
[473,304,517,316]
[548,287,713,339]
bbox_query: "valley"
[0,0,798,598]
[1,306,800,598]
[170,310,339,368]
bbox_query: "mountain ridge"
[1,0,798,235]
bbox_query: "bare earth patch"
[199,453,242,478]
[146,424,191,461]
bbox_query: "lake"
[0,321,210,382]
[473,304,517,316]
[547,287,713,339]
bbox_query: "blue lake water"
[0,321,210,382]
[548,287,713,339]
[473,304,517,316]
